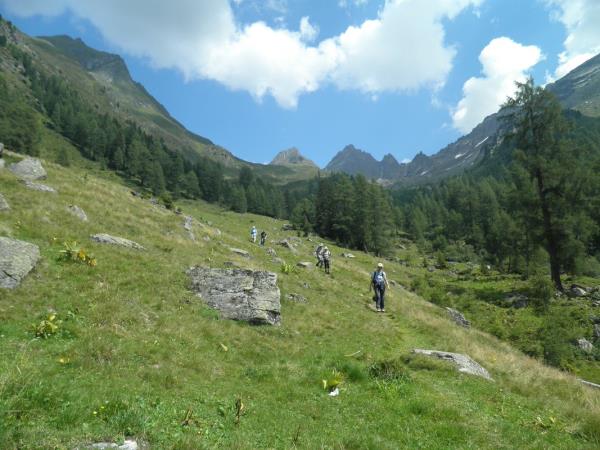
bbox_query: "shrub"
[368,359,410,381]
[33,313,60,338]
[527,274,554,310]
[280,263,296,275]
[58,241,97,267]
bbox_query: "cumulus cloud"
[544,0,600,80]
[452,37,542,133]
[0,0,483,108]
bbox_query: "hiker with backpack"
[321,246,332,274]
[315,243,325,267]
[370,262,390,312]
[250,226,257,243]
[260,230,267,246]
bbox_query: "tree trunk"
[536,170,563,291]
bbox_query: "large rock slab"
[23,181,57,193]
[90,234,145,250]
[9,158,47,180]
[0,237,40,289]
[67,204,88,221]
[413,349,493,380]
[446,307,471,328]
[0,193,9,211]
[187,267,281,325]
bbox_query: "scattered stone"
[149,197,159,205]
[389,280,397,287]
[0,142,4,156]
[286,293,307,303]
[131,190,142,198]
[0,193,9,211]
[412,349,493,380]
[273,257,285,265]
[505,292,529,309]
[223,261,240,268]
[594,324,600,340]
[0,237,41,289]
[229,247,250,258]
[22,181,56,193]
[446,307,471,328]
[297,261,312,269]
[183,216,195,241]
[203,235,211,242]
[277,239,296,252]
[282,223,294,231]
[341,253,355,258]
[302,282,311,289]
[8,157,47,180]
[568,284,588,298]
[0,159,4,169]
[594,300,600,307]
[577,338,594,353]
[213,228,222,236]
[579,379,600,390]
[266,247,277,257]
[90,234,145,250]
[186,267,281,325]
[67,204,88,221]
[76,439,139,450]
[427,266,435,273]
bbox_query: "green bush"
[527,274,554,310]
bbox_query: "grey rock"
[277,239,297,253]
[0,237,40,289]
[183,216,195,241]
[0,142,4,155]
[577,338,594,353]
[568,284,588,298]
[427,266,435,273]
[76,440,139,450]
[90,233,145,250]
[0,159,4,169]
[389,280,397,287]
[446,307,471,328]
[594,324,600,340]
[229,247,250,258]
[282,223,294,231]
[0,193,9,211]
[297,261,312,268]
[273,257,285,264]
[341,253,355,258]
[412,349,493,380]
[579,379,600,390]
[67,204,88,221]
[505,292,529,309]
[203,235,211,242]
[22,181,57,193]
[266,247,277,257]
[8,158,47,180]
[594,300,600,307]
[223,261,240,268]
[302,282,311,289]
[286,293,307,303]
[186,267,281,325]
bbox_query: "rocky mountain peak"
[270,148,318,167]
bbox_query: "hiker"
[260,230,267,246]
[250,225,257,243]
[370,262,390,312]
[315,243,324,267]
[322,246,331,274]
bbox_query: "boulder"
[568,284,588,298]
[229,247,250,258]
[0,193,9,211]
[577,338,594,353]
[67,204,88,221]
[186,267,281,325]
[286,293,307,303]
[445,307,471,328]
[90,234,145,250]
[0,237,40,289]
[183,216,195,241]
[341,253,355,258]
[297,261,312,269]
[266,247,277,257]
[8,158,47,180]
[412,349,493,380]
[76,440,139,450]
[277,239,297,253]
[23,180,57,193]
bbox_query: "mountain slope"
[1,151,599,448]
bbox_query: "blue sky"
[1,1,599,167]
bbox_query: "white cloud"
[299,16,318,43]
[544,0,600,79]
[338,0,369,8]
[0,0,483,108]
[452,37,542,133]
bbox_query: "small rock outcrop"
[8,158,47,180]
[0,193,9,211]
[23,181,57,193]
[341,253,355,258]
[568,285,588,298]
[0,237,41,289]
[412,349,492,380]
[297,261,312,268]
[67,204,88,221]
[76,440,140,450]
[186,267,281,325]
[229,248,250,258]
[286,293,307,303]
[90,234,145,250]
[277,239,297,253]
[446,307,471,328]
[183,216,195,241]
[281,223,294,231]
[577,338,594,353]
[266,247,277,257]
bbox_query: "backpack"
[372,271,385,286]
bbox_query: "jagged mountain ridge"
[324,52,600,185]
[270,147,318,168]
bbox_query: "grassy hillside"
[1,152,600,449]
